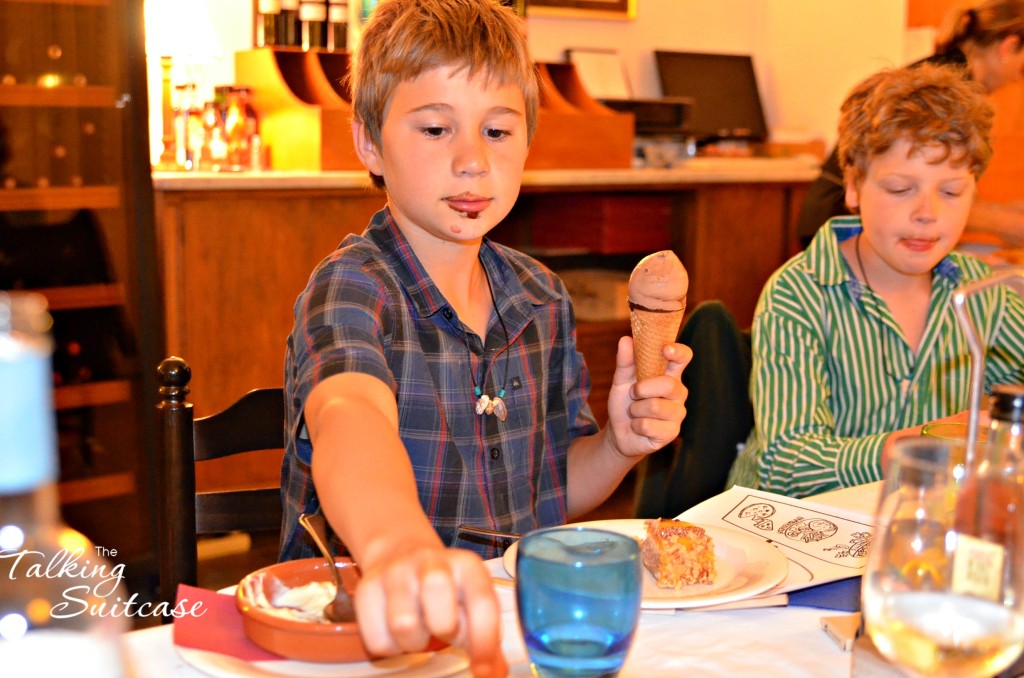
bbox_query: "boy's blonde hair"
[838,63,994,187]
[350,0,538,188]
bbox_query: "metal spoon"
[298,513,357,623]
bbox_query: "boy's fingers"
[381,561,433,652]
[354,575,404,656]
[662,343,692,380]
[418,557,460,640]
[354,552,506,676]
[448,554,506,677]
[612,336,636,381]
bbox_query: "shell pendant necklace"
[460,266,511,422]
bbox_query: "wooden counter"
[154,159,815,489]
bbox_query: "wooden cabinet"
[0,0,161,570]
[155,184,382,492]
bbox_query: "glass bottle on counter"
[255,0,282,48]
[278,0,300,47]
[0,292,129,676]
[222,86,259,171]
[326,0,348,52]
[173,83,203,171]
[199,97,225,171]
[299,0,327,51]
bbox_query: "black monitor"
[654,50,768,143]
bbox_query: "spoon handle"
[298,513,357,622]
[298,513,333,560]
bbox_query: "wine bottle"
[278,0,300,47]
[299,0,327,51]
[255,0,282,48]
[0,292,129,676]
[79,114,111,186]
[326,0,348,52]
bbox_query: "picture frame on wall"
[528,0,635,20]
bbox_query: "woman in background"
[795,0,1024,249]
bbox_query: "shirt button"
[442,308,453,319]
[490,448,500,460]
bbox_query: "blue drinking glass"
[516,526,642,677]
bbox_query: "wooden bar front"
[153,161,815,491]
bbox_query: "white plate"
[174,645,469,678]
[502,519,788,609]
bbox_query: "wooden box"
[234,51,633,172]
[235,48,362,171]
[527,62,634,170]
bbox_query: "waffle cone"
[630,304,685,380]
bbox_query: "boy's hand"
[607,335,691,458]
[881,408,991,474]
[354,543,507,677]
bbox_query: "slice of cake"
[640,518,716,588]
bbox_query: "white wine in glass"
[862,434,1024,677]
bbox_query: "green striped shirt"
[728,217,1024,498]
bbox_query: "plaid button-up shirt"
[281,208,598,560]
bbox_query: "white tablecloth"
[122,483,881,677]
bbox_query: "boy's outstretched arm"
[566,336,691,518]
[306,372,506,678]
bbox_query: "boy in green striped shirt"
[729,63,1024,498]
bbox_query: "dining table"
[119,482,881,677]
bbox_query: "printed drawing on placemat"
[724,493,871,570]
[678,486,875,593]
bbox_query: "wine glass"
[862,436,1024,677]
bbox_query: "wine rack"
[0,0,161,577]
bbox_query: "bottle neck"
[989,414,1024,449]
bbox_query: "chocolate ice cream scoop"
[628,251,688,379]
[627,250,688,311]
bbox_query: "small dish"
[235,558,367,663]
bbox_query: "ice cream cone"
[630,303,685,380]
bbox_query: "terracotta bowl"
[235,557,368,663]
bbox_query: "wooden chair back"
[155,356,284,611]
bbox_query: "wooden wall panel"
[158,189,385,493]
[161,190,384,416]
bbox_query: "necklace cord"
[459,263,511,419]
[854,232,872,292]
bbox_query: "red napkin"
[172,584,283,662]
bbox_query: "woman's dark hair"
[936,0,1024,52]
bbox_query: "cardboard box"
[559,269,630,322]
